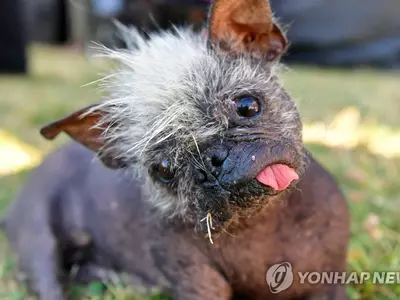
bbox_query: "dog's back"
[3,142,173,299]
[2,143,96,299]
[3,141,140,261]
[3,142,92,238]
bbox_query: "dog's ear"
[208,0,287,60]
[40,105,125,169]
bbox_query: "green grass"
[0,45,400,299]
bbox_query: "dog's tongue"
[256,164,299,190]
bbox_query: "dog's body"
[3,0,350,299]
[4,142,349,300]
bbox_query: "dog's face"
[41,0,305,234]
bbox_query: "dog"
[2,0,350,299]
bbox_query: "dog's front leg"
[171,263,232,300]
[151,242,232,300]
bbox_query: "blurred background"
[0,0,399,299]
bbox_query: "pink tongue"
[256,164,299,191]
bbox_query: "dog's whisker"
[190,134,207,170]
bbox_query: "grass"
[0,45,399,299]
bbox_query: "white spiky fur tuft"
[92,28,222,165]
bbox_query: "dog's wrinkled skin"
[2,0,350,299]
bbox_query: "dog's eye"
[155,160,174,183]
[235,96,260,118]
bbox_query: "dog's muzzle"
[193,139,302,232]
[198,140,300,190]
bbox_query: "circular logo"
[266,262,294,294]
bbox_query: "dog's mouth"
[196,166,299,241]
[195,165,302,238]
[255,163,299,191]
[194,141,304,237]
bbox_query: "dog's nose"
[209,146,229,167]
[203,144,229,177]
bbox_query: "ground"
[0,46,399,299]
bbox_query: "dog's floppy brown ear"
[208,0,287,60]
[40,105,125,169]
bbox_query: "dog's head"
[41,0,305,236]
